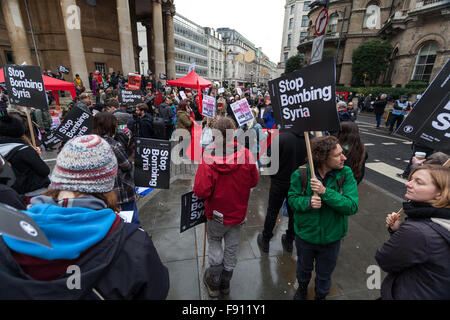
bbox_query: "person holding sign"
[0,135,169,299]
[193,117,259,298]
[94,112,139,225]
[288,136,358,300]
[376,165,450,300]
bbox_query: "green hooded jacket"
[288,165,358,245]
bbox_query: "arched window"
[363,3,381,29]
[412,42,438,81]
[328,15,338,33]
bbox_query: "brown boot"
[203,268,220,298]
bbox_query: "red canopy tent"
[166,70,212,89]
[0,68,77,106]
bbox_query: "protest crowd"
[0,62,448,301]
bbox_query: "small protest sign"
[202,94,215,119]
[180,191,206,233]
[268,58,338,133]
[0,203,52,248]
[218,88,225,94]
[41,130,62,149]
[179,91,187,100]
[58,65,70,74]
[128,73,141,90]
[230,98,255,127]
[134,138,171,189]
[3,65,48,109]
[236,87,242,96]
[119,89,143,106]
[397,59,450,153]
[54,105,93,142]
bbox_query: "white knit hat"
[50,135,118,193]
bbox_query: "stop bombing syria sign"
[3,65,48,109]
[268,58,339,133]
[397,59,450,153]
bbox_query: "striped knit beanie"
[50,135,118,193]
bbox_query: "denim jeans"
[295,236,341,297]
[375,114,382,127]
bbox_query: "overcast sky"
[174,0,285,64]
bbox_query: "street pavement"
[135,113,412,300]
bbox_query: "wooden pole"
[202,222,207,267]
[304,132,318,197]
[25,108,36,148]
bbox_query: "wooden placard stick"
[202,223,207,267]
[25,107,36,148]
[304,132,318,197]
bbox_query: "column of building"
[2,0,33,65]
[152,0,166,80]
[117,0,136,75]
[163,3,176,80]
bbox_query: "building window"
[300,32,307,41]
[290,5,295,15]
[363,3,381,29]
[412,42,438,82]
[301,15,308,27]
[284,52,289,61]
[94,62,106,74]
[289,18,294,30]
[4,51,14,64]
[303,1,310,11]
[328,15,338,33]
[287,34,292,47]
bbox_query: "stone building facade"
[0,0,176,89]
[279,0,311,69]
[297,0,450,87]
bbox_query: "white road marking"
[44,158,57,163]
[364,143,375,146]
[403,141,412,145]
[373,159,380,162]
[404,160,410,163]
[366,162,407,184]
[382,142,397,145]
[359,130,409,142]
[395,158,401,160]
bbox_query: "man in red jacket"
[193,117,259,298]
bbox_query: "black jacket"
[375,202,450,300]
[127,113,154,139]
[373,99,387,116]
[0,137,50,194]
[271,132,307,183]
[158,103,173,124]
[0,196,169,300]
[0,184,26,210]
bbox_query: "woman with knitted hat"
[93,112,139,225]
[0,134,169,299]
[0,115,50,196]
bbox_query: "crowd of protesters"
[0,69,448,301]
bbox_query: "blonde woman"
[376,164,450,299]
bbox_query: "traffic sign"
[310,35,325,64]
[314,8,328,36]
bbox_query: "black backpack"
[298,165,345,195]
[0,145,29,188]
[152,116,167,140]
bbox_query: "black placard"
[58,65,70,74]
[396,59,450,153]
[54,105,93,142]
[268,58,339,132]
[41,130,63,149]
[180,191,206,233]
[0,203,52,248]
[119,89,143,106]
[134,138,171,189]
[3,65,48,109]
